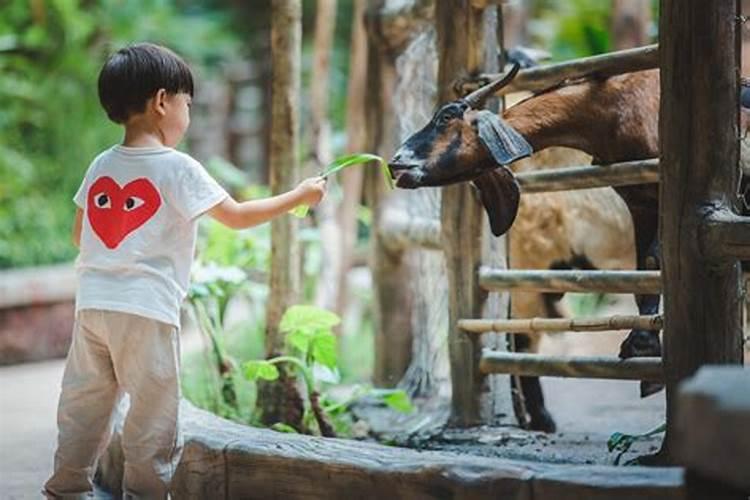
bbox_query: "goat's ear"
[474,110,533,165]
[471,166,520,236]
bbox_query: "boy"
[44,43,326,499]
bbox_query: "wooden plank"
[702,208,750,261]
[458,314,663,334]
[676,367,750,494]
[0,263,76,308]
[659,0,744,463]
[479,267,662,294]
[479,351,664,382]
[516,159,659,193]
[98,401,687,500]
[462,44,658,96]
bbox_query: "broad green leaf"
[311,331,337,369]
[243,360,279,381]
[382,390,414,414]
[271,422,299,434]
[280,305,340,333]
[286,328,313,353]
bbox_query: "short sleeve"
[73,178,87,208]
[169,156,229,220]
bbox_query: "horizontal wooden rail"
[702,208,750,260]
[0,263,77,308]
[461,44,658,96]
[516,159,659,193]
[378,212,441,251]
[478,267,662,294]
[479,350,664,382]
[458,314,663,334]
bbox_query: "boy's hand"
[295,176,327,207]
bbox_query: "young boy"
[44,42,326,499]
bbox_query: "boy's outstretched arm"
[72,208,83,248]
[208,176,326,230]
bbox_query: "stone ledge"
[676,365,750,492]
[98,401,685,499]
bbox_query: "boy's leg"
[44,310,120,499]
[107,311,182,499]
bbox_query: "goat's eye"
[439,114,452,125]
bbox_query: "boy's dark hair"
[98,43,194,124]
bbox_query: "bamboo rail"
[458,314,663,334]
[479,267,662,294]
[479,351,664,382]
[461,44,658,96]
[517,159,659,193]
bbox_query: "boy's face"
[160,92,192,147]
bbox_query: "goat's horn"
[463,62,521,108]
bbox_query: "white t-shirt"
[73,145,228,327]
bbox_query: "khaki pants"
[44,309,182,499]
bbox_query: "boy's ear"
[152,88,168,116]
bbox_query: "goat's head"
[389,63,533,236]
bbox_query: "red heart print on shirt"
[87,176,162,249]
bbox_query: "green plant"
[244,305,413,437]
[607,422,665,465]
[290,153,393,217]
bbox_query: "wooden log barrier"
[461,43,658,96]
[516,159,659,193]
[458,314,663,335]
[479,268,662,294]
[479,351,664,382]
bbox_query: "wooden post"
[260,0,303,427]
[438,1,505,427]
[659,0,744,461]
[364,1,414,387]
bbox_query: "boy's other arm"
[72,208,83,248]
[208,177,326,230]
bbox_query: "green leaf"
[311,331,337,369]
[289,204,309,218]
[271,422,299,434]
[287,328,312,353]
[243,360,279,381]
[382,390,414,414]
[280,305,341,333]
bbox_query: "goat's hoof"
[529,408,557,433]
[640,381,665,398]
[618,329,662,359]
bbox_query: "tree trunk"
[659,0,744,461]
[336,0,369,317]
[260,0,303,428]
[309,0,341,312]
[612,0,652,51]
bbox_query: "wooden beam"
[479,351,664,382]
[517,159,659,193]
[702,208,750,261]
[479,268,662,294]
[461,44,658,96]
[659,0,744,461]
[378,212,441,251]
[458,314,663,334]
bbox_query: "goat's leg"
[617,209,663,396]
[512,333,556,432]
